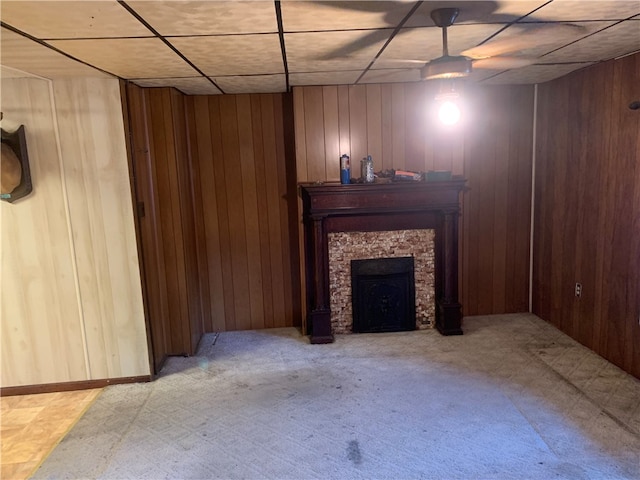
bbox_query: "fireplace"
[300,179,466,344]
[351,257,415,333]
[328,229,435,334]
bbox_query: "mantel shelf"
[300,179,466,343]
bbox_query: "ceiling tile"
[169,35,283,76]
[132,77,222,95]
[406,1,546,27]
[376,24,506,69]
[359,69,421,83]
[1,28,113,79]
[542,21,640,63]
[0,1,150,39]
[286,30,391,72]
[461,21,614,60]
[213,74,286,94]
[48,38,198,78]
[484,62,594,84]
[290,71,361,86]
[521,1,640,22]
[280,1,415,31]
[127,0,278,35]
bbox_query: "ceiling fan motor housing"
[422,56,472,80]
[430,8,460,28]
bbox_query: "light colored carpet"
[33,314,640,479]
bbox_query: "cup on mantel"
[361,155,374,183]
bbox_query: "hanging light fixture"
[434,81,463,126]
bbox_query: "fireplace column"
[308,214,333,343]
[436,208,462,335]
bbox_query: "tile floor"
[1,389,102,479]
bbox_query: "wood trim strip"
[0,376,152,397]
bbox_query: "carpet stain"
[347,440,362,465]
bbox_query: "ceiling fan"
[420,7,533,80]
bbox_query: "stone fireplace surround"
[300,180,466,344]
[328,229,435,334]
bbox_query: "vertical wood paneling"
[170,90,204,352]
[348,85,368,164]
[533,53,640,378]
[380,84,393,171]
[184,96,212,337]
[190,96,225,333]
[1,77,149,388]
[322,86,340,181]
[127,85,204,362]
[337,85,351,158]
[236,94,265,330]
[209,96,237,331]
[1,77,87,387]
[365,84,383,165]
[219,96,252,331]
[182,92,300,332]
[127,85,171,370]
[404,83,426,172]
[293,82,535,320]
[261,95,288,326]
[304,87,326,182]
[54,78,149,378]
[391,84,406,171]
[251,96,275,328]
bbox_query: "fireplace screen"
[351,257,416,333]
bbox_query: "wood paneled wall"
[125,85,204,368]
[185,94,301,333]
[125,87,301,363]
[293,83,534,317]
[533,53,640,378]
[1,77,149,388]
[462,85,534,315]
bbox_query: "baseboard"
[0,375,151,397]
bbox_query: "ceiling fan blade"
[462,23,585,59]
[384,58,429,64]
[472,57,534,69]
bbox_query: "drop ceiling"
[1,1,639,94]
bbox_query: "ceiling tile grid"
[0,0,150,39]
[133,76,222,95]
[0,28,113,78]
[520,0,640,22]
[280,1,416,31]
[213,74,287,94]
[285,30,392,73]
[168,34,284,76]
[1,0,639,93]
[485,62,596,84]
[541,20,640,63]
[47,37,198,79]
[359,68,422,84]
[289,70,362,86]
[127,0,278,35]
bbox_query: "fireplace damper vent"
[351,257,416,333]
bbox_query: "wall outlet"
[575,283,582,297]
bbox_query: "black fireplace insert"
[351,257,416,333]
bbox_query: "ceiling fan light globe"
[421,56,472,81]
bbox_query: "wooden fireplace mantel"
[300,179,466,344]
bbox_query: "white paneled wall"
[1,74,149,387]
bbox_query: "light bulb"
[438,100,461,125]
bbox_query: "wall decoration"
[1,125,32,203]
